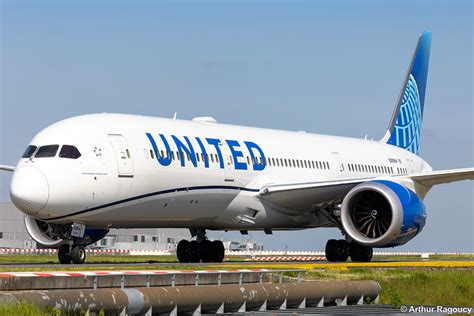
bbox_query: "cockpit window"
[35,145,59,158]
[59,145,81,159]
[22,145,37,158]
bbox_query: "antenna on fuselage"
[172,112,177,120]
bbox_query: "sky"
[0,0,472,252]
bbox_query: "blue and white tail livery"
[382,32,432,155]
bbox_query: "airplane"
[1,32,472,264]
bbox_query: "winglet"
[0,165,15,172]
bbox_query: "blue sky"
[0,0,472,251]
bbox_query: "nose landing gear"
[58,244,86,264]
[325,239,373,262]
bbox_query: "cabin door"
[331,152,345,178]
[220,143,235,182]
[108,134,134,178]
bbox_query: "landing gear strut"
[177,230,225,263]
[58,244,86,264]
[325,239,373,262]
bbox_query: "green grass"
[0,301,63,316]
[0,254,178,264]
[372,254,473,261]
[304,268,474,307]
[0,254,249,265]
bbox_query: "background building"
[0,203,263,251]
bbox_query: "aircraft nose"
[10,166,49,215]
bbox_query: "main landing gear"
[177,229,225,263]
[58,244,86,264]
[325,239,373,262]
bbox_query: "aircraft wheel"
[336,239,349,262]
[199,240,214,263]
[189,240,200,263]
[349,243,373,262]
[58,245,72,264]
[212,240,225,263]
[70,246,86,264]
[177,240,190,263]
[325,239,339,262]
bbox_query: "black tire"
[349,243,373,262]
[70,246,86,264]
[325,239,338,262]
[189,240,200,263]
[58,245,72,264]
[199,240,213,263]
[212,240,225,263]
[177,240,190,263]
[336,239,349,262]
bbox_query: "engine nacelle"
[341,180,426,247]
[24,216,108,248]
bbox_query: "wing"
[258,168,474,213]
[0,165,15,172]
[259,178,371,212]
[408,168,474,186]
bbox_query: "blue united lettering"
[146,133,266,171]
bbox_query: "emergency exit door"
[108,134,134,177]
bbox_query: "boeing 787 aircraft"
[1,32,472,264]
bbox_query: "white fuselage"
[10,113,431,230]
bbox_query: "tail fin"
[381,32,432,155]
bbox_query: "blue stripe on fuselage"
[46,185,260,221]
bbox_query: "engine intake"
[341,180,426,247]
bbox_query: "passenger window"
[22,145,37,158]
[150,149,154,159]
[35,145,60,158]
[59,145,81,159]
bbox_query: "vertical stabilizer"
[381,32,432,155]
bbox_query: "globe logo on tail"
[388,74,422,155]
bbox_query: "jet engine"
[340,180,426,247]
[24,215,108,248]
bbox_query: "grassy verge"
[0,301,62,316]
[303,268,474,307]
[371,254,473,261]
[0,254,250,265]
[0,254,178,264]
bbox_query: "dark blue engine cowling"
[341,180,427,247]
[74,228,109,246]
